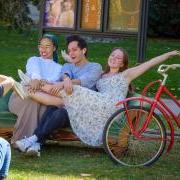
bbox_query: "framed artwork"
[40,0,148,62]
[79,0,103,31]
[44,0,76,28]
[108,0,141,32]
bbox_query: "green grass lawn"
[0,27,179,97]
[9,141,180,179]
[0,26,180,179]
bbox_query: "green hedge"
[148,0,180,37]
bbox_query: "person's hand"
[41,82,64,96]
[63,76,73,95]
[28,79,41,93]
[61,50,73,63]
[168,50,180,57]
[41,84,53,93]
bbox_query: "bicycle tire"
[103,106,167,167]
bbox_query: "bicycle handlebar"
[158,64,180,74]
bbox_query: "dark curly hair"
[66,35,88,57]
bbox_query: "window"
[80,0,102,31]
[44,0,76,29]
[108,0,141,32]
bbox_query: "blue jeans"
[34,106,70,144]
[0,85,4,97]
[0,138,11,178]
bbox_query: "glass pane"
[44,0,76,28]
[80,0,102,30]
[108,0,141,32]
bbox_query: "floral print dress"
[61,73,129,146]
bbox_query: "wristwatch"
[64,73,70,79]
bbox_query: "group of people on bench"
[0,34,179,179]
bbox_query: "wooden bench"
[0,91,79,142]
[0,91,141,142]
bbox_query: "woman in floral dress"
[58,48,179,146]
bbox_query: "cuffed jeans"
[34,106,70,144]
[0,138,11,178]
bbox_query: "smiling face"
[108,49,125,71]
[67,41,87,65]
[38,38,56,60]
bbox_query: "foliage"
[148,0,180,37]
[0,0,33,32]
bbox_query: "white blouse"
[26,56,62,83]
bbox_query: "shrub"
[0,0,33,32]
[148,0,180,37]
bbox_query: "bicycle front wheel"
[103,106,167,167]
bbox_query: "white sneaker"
[26,142,41,157]
[18,69,31,85]
[15,137,36,152]
[13,81,28,99]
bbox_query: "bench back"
[0,91,16,129]
[0,91,12,112]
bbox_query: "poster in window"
[80,0,102,30]
[108,0,141,31]
[44,0,76,28]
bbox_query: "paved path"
[162,99,179,116]
[159,99,180,137]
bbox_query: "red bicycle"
[103,64,180,167]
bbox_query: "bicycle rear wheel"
[103,106,167,167]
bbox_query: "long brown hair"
[103,47,129,74]
[103,47,134,93]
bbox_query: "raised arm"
[123,50,180,83]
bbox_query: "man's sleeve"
[79,63,102,89]
[60,63,73,80]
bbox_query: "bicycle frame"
[116,78,180,153]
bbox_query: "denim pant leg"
[34,106,70,144]
[0,138,11,178]
[0,85,4,97]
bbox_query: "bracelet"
[40,79,48,87]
